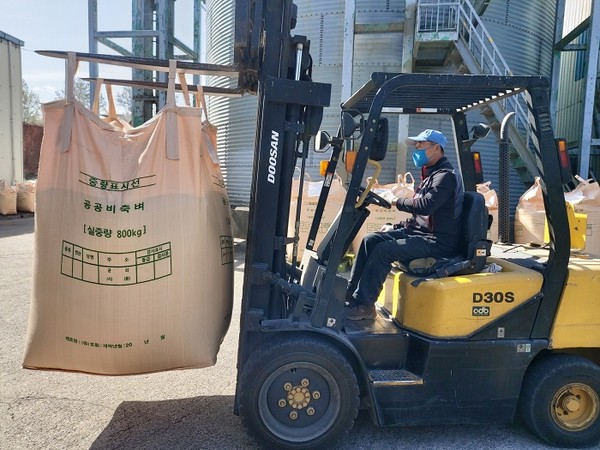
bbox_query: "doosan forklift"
[232,1,600,449]
[46,1,600,448]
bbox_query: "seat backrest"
[445,191,491,276]
[459,191,489,260]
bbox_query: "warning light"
[555,138,572,184]
[319,160,329,177]
[345,151,357,173]
[556,138,569,168]
[472,151,484,184]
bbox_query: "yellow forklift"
[232,1,600,449]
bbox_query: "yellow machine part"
[550,257,600,348]
[377,257,543,338]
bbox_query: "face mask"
[412,149,429,168]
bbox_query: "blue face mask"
[412,149,429,168]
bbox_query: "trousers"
[348,228,453,306]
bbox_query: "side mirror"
[314,130,331,152]
[341,111,364,139]
[369,118,389,162]
[472,123,491,140]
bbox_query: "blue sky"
[0,0,197,103]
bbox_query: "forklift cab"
[233,3,600,449]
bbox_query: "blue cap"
[406,129,447,149]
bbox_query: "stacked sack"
[514,177,546,246]
[476,181,498,242]
[288,171,346,262]
[0,181,17,215]
[352,173,415,253]
[515,176,600,255]
[16,181,37,213]
[565,176,600,255]
[0,180,37,215]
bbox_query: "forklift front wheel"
[519,353,600,448]
[239,335,360,449]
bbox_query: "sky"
[0,0,197,104]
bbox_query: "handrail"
[416,0,530,147]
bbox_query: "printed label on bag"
[79,172,156,191]
[220,235,234,265]
[61,241,172,285]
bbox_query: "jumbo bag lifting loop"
[23,56,233,375]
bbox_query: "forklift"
[232,1,600,449]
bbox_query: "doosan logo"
[472,306,490,317]
[267,130,279,184]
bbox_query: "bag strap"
[57,51,78,153]
[165,59,180,160]
[177,72,191,106]
[195,85,209,123]
[92,80,118,121]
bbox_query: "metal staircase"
[414,0,538,183]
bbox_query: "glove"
[380,223,394,232]
[380,190,398,206]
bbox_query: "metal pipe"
[499,112,515,243]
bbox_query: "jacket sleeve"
[395,170,456,215]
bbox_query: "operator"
[345,129,464,321]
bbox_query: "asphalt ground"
[0,214,579,449]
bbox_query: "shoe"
[345,303,377,321]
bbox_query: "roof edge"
[0,31,24,46]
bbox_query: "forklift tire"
[239,334,360,449]
[519,353,600,448]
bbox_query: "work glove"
[380,223,395,232]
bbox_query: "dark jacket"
[395,157,464,251]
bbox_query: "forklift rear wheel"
[519,353,600,448]
[239,335,359,449]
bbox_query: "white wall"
[0,31,24,185]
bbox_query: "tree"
[22,80,42,125]
[116,87,133,121]
[54,78,107,113]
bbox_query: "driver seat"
[398,191,491,284]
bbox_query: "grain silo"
[205,0,556,207]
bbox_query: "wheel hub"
[552,383,600,431]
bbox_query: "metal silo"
[205,0,407,205]
[480,0,556,78]
[206,0,556,208]
[205,0,257,206]
[475,0,556,207]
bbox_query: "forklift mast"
[233,0,331,408]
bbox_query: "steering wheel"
[358,186,391,209]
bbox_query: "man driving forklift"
[345,129,465,320]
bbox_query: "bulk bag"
[352,173,415,253]
[0,181,17,215]
[288,171,346,263]
[476,181,498,242]
[23,55,233,375]
[514,177,546,245]
[565,175,600,255]
[16,181,37,213]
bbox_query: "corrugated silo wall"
[477,0,556,208]
[416,0,557,215]
[296,0,406,185]
[205,0,407,205]
[206,0,257,206]
[206,0,556,212]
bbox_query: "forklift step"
[368,369,424,386]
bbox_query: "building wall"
[555,0,593,148]
[0,32,24,185]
